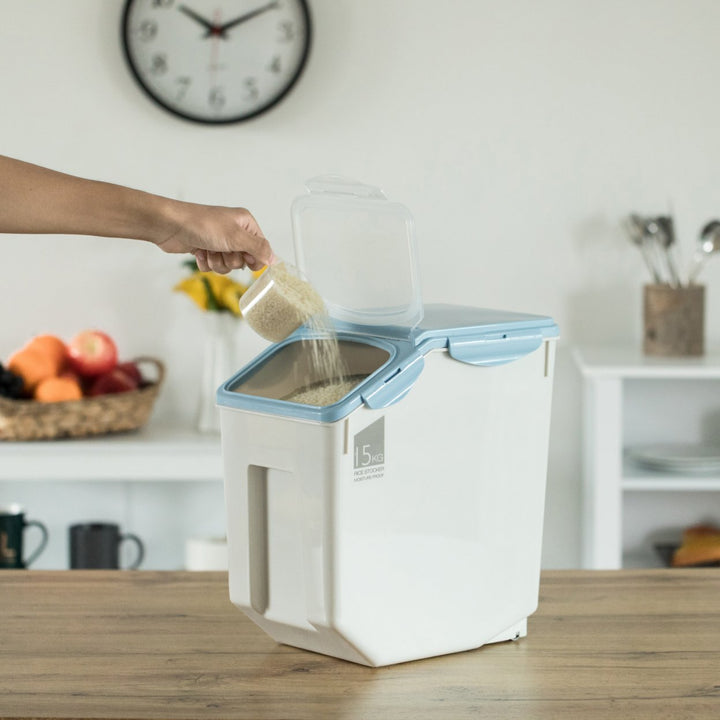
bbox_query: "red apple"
[88,367,139,396]
[116,361,143,386]
[68,331,118,378]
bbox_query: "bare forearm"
[0,154,174,242]
[0,154,273,273]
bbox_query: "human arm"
[0,154,273,273]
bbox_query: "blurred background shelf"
[622,458,720,491]
[0,423,222,482]
[0,423,225,569]
[575,345,720,569]
[574,346,720,378]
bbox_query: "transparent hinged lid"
[291,175,423,334]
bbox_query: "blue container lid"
[411,304,558,365]
[218,304,558,422]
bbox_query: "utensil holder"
[643,284,705,357]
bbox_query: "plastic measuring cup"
[238,261,325,342]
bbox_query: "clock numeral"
[277,20,295,43]
[209,87,226,111]
[268,55,281,74]
[244,78,259,101]
[175,76,191,102]
[151,0,174,8]
[137,20,158,42]
[150,53,168,75]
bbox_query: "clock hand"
[210,1,280,38]
[178,4,221,36]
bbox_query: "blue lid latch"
[448,330,544,367]
[361,355,425,409]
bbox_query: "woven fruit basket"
[0,357,164,441]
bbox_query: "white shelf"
[574,345,720,379]
[0,422,223,482]
[576,344,720,569]
[623,475,720,491]
[622,458,720,490]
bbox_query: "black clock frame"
[120,0,312,125]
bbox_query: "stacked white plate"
[627,443,720,474]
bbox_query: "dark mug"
[69,522,144,570]
[0,504,49,569]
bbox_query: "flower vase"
[196,312,237,434]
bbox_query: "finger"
[236,225,274,266]
[244,251,276,271]
[224,253,246,270]
[253,236,275,266]
[206,251,231,275]
[194,250,210,272]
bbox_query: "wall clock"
[121,0,311,124]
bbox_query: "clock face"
[121,0,311,124]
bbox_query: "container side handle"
[448,332,544,366]
[361,356,424,409]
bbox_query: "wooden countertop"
[1,569,719,719]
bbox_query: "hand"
[178,4,220,36]
[213,1,279,38]
[156,203,274,274]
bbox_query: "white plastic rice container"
[218,177,558,666]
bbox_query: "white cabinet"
[0,424,226,570]
[574,346,720,569]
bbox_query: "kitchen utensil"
[625,214,662,283]
[238,260,325,342]
[688,220,720,284]
[655,216,682,287]
[643,217,676,286]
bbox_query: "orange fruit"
[34,376,83,403]
[7,348,57,393]
[25,335,68,375]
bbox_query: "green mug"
[0,504,49,569]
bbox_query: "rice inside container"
[218,176,559,666]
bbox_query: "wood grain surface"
[1,569,719,719]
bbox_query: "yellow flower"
[218,280,248,316]
[174,272,248,315]
[174,275,209,311]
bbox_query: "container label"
[353,417,385,482]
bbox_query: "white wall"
[2,0,719,567]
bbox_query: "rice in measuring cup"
[239,262,325,342]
